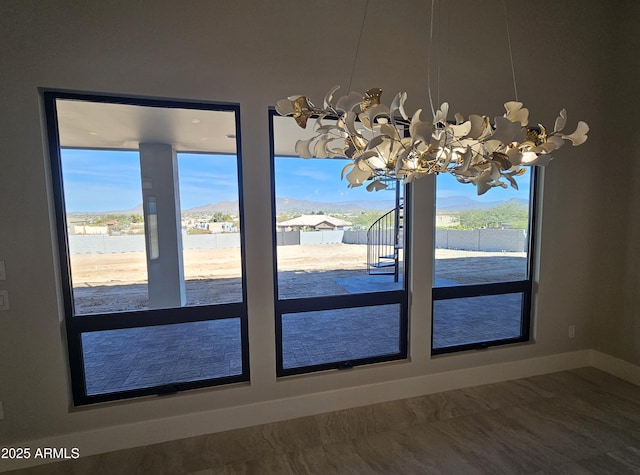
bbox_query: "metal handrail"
[367,201,403,281]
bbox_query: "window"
[270,112,408,376]
[432,170,537,354]
[45,91,249,404]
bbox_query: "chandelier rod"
[347,0,370,93]
[427,0,437,117]
[502,0,519,102]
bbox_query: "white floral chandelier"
[276,87,589,195]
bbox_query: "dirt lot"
[70,244,525,286]
[70,244,370,287]
[69,244,527,314]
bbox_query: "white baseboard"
[4,348,631,473]
[590,350,640,386]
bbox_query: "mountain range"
[70,196,527,216]
[435,196,528,211]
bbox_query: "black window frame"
[269,109,409,377]
[44,90,250,405]
[431,168,539,355]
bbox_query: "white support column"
[139,143,186,309]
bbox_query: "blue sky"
[61,149,530,212]
[436,169,530,202]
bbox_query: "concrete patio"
[79,254,527,396]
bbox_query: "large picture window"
[432,170,537,354]
[270,112,409,376]
[45,91,249,404]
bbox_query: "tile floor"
[7,367,640,474]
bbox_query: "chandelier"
[275,1,589,195]
[276,88,589,195]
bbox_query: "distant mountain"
[182,197,395,215]
[275,197,394,213]
[74,195,527,216]
[67,203,143,216]
[436,196,528,211]
[119,203,143,214]
[186,200,240,214]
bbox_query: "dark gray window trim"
[431,168,539,355]
[44,90,250,405]
[268,109,409,377]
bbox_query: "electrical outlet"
[568,325,576,339]
[0,291,8,311]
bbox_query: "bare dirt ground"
[70,244,525,286]
[70,244,527,313]
[71,244,369,286]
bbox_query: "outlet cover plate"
[0,291,9,311]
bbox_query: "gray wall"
[71,229,525,253]
[435,229,526,252]
[300,230,343,245]
[68,233,242,253]
[343,230,368,244]
[183,233,240,249]
[1,0,634,465]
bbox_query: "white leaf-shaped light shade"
[491,116,525,145]
[324,85,341,109]
[358,113,372,131]
[342,111,359,136]
[434,102,449,124]
[547,135,565,149]
[314,124,338,134]
[467,114,490,139]
[373,138,396,163]
[455,147,473,172]
[275,98,296,116]
[335,91,364,113]
[504,101,529,126]
[523,154,554,166]
[366,179,388,192]
[489,162,501,180]
[505,147,523,166]
[562,121,589,146]
[341,162,354,180]
[357,150,379,167]
[531,141,559,154]
[295,137,315,159]
[409,109,432,144]
[447,121,472,138]
[328,147,346,158]
[473,170,493,195]
[361,104,390,130]
[389,92,408,121]
[367,150,390,170]
[483,139,504,155]
[365,135,386,151]
[313,138,332,158]
[520,151,542,164]
[503,173,519,190]
[554,109,567,133]
[346,163,373,187]
[380,123,401,141]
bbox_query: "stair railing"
[367,207,396,276]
